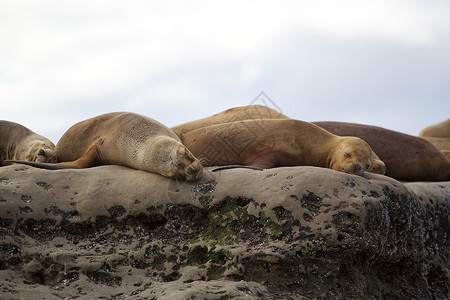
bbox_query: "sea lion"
[419,119,450,138]
[172,105,386,175]
[171,105,290,137]
[417,120,450,155]
[313,121,450,182]
[7,112,203,181]
[419,136,450,151]
[442,150,450,160]
[0,120,56,166]
[180,119,375,176]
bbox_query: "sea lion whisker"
[196,155,210,166]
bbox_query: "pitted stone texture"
[0,165,448,299]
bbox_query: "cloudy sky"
[1,0,449,143]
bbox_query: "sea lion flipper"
[4,160,70,170]
[66,146,102,168]
[212,165,264,172]
[6,145,104,170]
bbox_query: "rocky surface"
[0,164,448,299]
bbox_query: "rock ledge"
[0,165,448,299]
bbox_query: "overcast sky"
[1,0,449,143]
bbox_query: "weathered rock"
[0,164,448,299]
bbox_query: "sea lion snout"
[35,148,57,163]
[340,162,366,176]
[176,159,203,180]
[184,161,204,180]
[175,146,204,180]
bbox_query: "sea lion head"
[35,148,58,163]
[150,137,204,181]
[16,140,57,163]
[329,137,373,176]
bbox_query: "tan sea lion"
[419,136,450,151]
[180,119,375,176]
[442,150,450,160]
[171,105,290,137]
[0,120,56,166]
[417,124,450,157]
[172,105,386,175]
[313,121,450,181]
[7,112,203,181]
[419,119,450,138]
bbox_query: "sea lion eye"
[344,152,350,158]
[187,167,195,175]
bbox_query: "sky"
[1,0,449,143]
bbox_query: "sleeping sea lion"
[172,105,386,174]
[419,119,450,138]
[171,104,290,137]
[180,119,375,176]
[6,112,203,181]
[0,120,56,166]
[313,121,450,181]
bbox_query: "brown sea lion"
[172,105,386,175]
[6,112,203,181]
[180,119,375,176]
[313,121,450,181]
[0,120,56,166]
[419,119,450,138]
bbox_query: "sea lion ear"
[37,148,46,156]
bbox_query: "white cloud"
[0,0,449,141]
